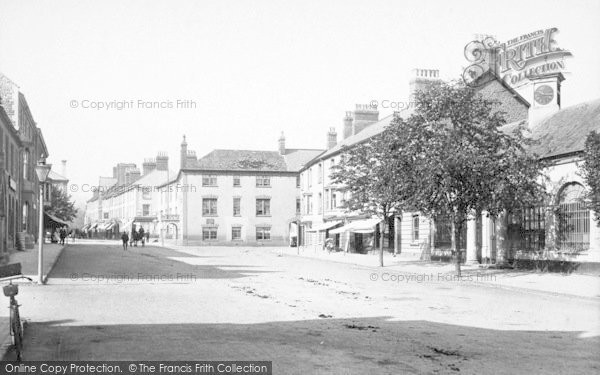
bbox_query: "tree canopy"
[331,79,547,271]
[388,82,546,272]
[582,130,600,225]
[330,132,413,266]
[46,186,78,222]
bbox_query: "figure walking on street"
[121,231,129,251]
[139,227,145,247]
[59,227,66,245]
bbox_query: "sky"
[1,0,599,208]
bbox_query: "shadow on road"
[47,244,275,282]
[7,317,599,374]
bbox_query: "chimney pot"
[352,103,379,135]
[343,112,353,139]
[409,68,441,100]
[278,132,286,155]
[61,160,67,179]
[327,127,337,149]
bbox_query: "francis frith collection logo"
[463,27,573,88]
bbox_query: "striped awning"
[306,221,342,232]
[329,218,382,234]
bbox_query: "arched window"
[23,150,30,181]
[556,183,590,251]
[22,202,29,231]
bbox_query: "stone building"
[298,68,600,266]
[157,135,323,246]
[298,69,441,253]
[0,73,49,253]
[83,154,174,238]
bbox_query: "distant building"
[83,154,174,238]
[157,135,323,245]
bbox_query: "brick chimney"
[114,163,136,185]
[125,168,141,185]
[278,132,286,155]
[186,150,198,168]
[326,127,337,149]
[142,158,157,175]
[409,68,441,100]
[61,160,67,179]
[343,112,353,139]
[180,135,188,169]
[156,152,169,171]
[353,104,379,134]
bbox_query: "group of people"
[50,226,70,245]
[120,226,148,250]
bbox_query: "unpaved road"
[3,241,599,374]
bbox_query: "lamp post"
[35,160,52,285]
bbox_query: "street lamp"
[35,160,52,285]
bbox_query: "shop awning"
[81,224,90,231]
[329,218,382,234]
[134,216,157,222]
[44,212,70,227]
[121,219,134,232]
[101,222,115,231]
[306,221,342,232]
[105,220,117,231]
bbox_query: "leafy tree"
[582,131,600,225]
[386,81,547,275]
[46,187,78,222]
[331,132,415,266]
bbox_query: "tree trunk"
[379,222,384,267]
[451,218,461,277]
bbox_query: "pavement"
[268,245,600,299]
[0,241,66,360]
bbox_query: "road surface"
[4,241,600,374]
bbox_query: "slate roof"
[103,169,175,198]
[529,99,600,159]
[133,169,176,187]
[195,149,324,173]
[317,115,394,161]
[283,149,326,171]
[472,69,531,107]
[48,170,68,182]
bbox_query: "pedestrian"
[59,227,66,245]
[139,227,145,247]
[131,224,137,247]
[121,231,129,251]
